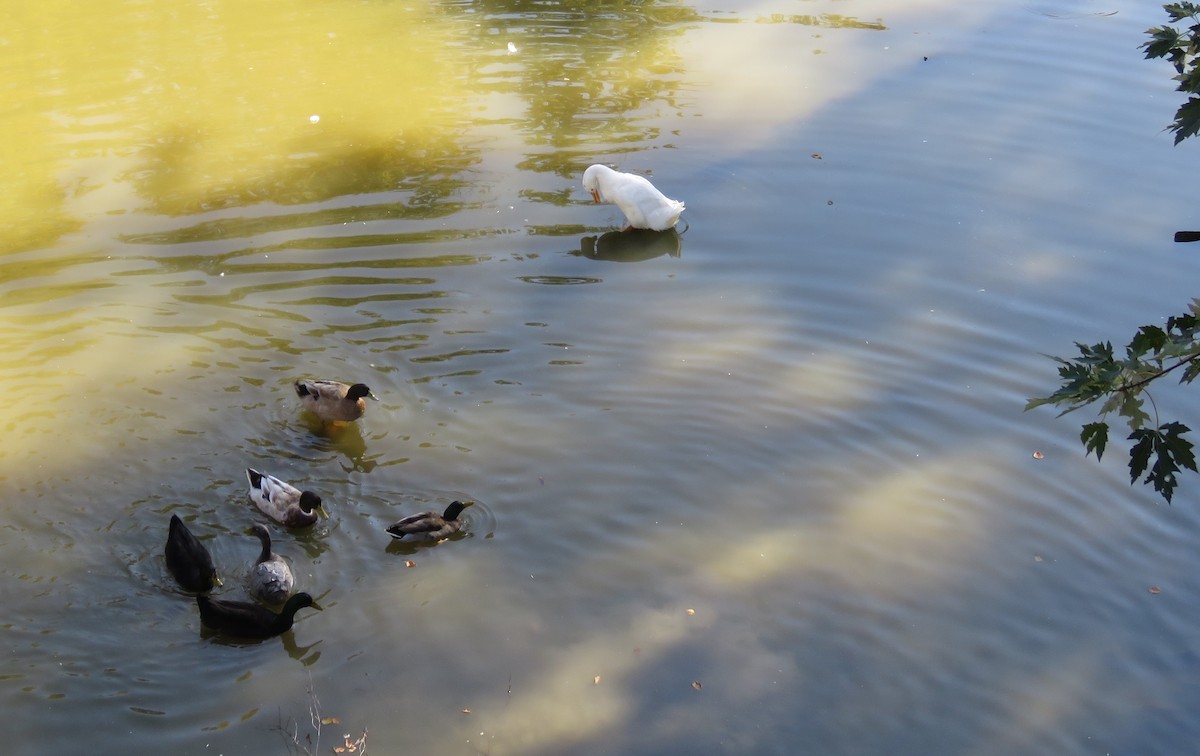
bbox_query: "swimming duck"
[196,592,319,639]
[248,524,294,605]
[294,379,377,422]
[385,501,474,541]
[165,514,220,593]
[246,468,327,527]
[582,164,685,231]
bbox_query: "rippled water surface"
[5,0,1200,753]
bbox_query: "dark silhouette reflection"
[575,228,681,263]
[282,633,323,666]
[198,625,322,666]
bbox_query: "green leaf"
[1163,421,1197,472]
[1077,341,1115,365]
[1024,395,1055,412]
[1164,3,1200,23]
[1127,423,1197,503]
[1172,96,1200,143]
[1128,325,1167,359]
[1081,422,1108,460]
[1181,356,1200,384]
[1129,428,1155,485]
[1120,392,1152,429]
[1166,312,1200,338]
[1144,27,1184,60]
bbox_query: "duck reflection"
[199,622,322,666]
[576,228,682,263]
[384,530,470,557]
[282,633,322,666]
[300,415,376,473]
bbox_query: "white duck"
[246,468,327,527]
[582,164,685,231]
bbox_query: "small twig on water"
[269,671,368,755]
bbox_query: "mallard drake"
[197,592,319,639]
[385,500,474,541]
[246,468,327,527]
[294,379,377,422]
[165,514,220,593]
[582,164,685,231]
[248,524,294,605]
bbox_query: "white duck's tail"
[647,199,685,231]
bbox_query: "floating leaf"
[404,560,416,568]
[1149,586,1163,594]
[1032,450,1045,460]
[686,608,696,615]
[321,716,341,726]
[691,681,702,691]
[593,675,601,685]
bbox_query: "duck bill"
[590,189,600,203]
[318,504,331,519]
[213,574,224,587]
[309,599,324,611]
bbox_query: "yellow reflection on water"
[3,0,467,226]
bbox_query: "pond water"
[4,0,1200,753]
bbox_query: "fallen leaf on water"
[405,560,416,568]
[1032,450,1045,460]
[686,608,696,616]
[461,708,472,714]
[334,749,345,754]
[691,681,702,690]
[1149,586,1162,594]
[321,716,341,725]
[1034,555,1043,562]
[811,153,823,159]
[593,675,601,685]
